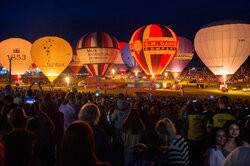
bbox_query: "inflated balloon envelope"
[31,37,72,82]
[129,24,178,80]
[0,38,33,81]
[194,20,250,77]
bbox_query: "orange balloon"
[0,38,33,78]
[31,37,72,82]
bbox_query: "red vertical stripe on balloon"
[100,64,105,75]
[90,64,96,76]
[149,24,163,37]
[160,54,171,73]
[101,32,109,47]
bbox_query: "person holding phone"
[25,82,44,100]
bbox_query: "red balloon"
[129,24,178,80]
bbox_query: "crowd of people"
[0,83,249,166]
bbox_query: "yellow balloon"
[31,37,72,82]
[0,38,33,75]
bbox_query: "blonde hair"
[155,118,176,137]
[78,103,101,126]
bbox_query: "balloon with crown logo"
[0,38,33,82]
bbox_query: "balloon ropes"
[31,36,73,83]
[168,36,194,79]
[194,20,250,84]
[129,24,178,80]
[0,38,33,81]
[76,32,119,83]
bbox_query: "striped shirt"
[157,135,189,166]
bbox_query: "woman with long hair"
[121,108,145,166]
[222,120,243,158]
[205,127,226,166]
[154,118,189,166]
[60,121,109,166]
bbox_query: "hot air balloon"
[121,43,142,77]
[194,20,250,84]
[31,37,73,82]
[69,49,82,75]
[0,38,33,81]
[121,44,137,67]
[112,42,128,76]
[168,36,194,79]
[129,24,178,80]
[76,32,119,83]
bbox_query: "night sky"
[0,0,250,66]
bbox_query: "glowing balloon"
[168,36,194,79]
[31,37,72,82]
[0,38,33,81]
[121,43,138,68]
[194,20,250,76]
[69,53,82,75]
[129,24,178,80]
[76,32,119,82]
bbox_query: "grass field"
[1,80,249,99]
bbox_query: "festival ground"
[2,80,249,99]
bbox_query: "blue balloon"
[121,44,137,68]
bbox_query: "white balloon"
[194,21,250,75]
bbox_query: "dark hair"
[60,121,100,166]
[7,108,27,129]
[44,93,52,101]
[223,120,242,146]
[219,96,230,107]
[4,95,13,103]
[119,93,124,99]
[209,127,225,150]
[121,109,144,134]
[5,85,11,91]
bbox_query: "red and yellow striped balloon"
[76,32,119,81]
[129,24,178,79]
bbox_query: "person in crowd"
[59,92,81,129]
[3,85,11,96]
[0,95,17,131]
[25,82,43,99]
[222,120,243,158]
[222,125,250,166]
[154,117,189,166]
[60,121,110,166]
[178,99,208,166]
[111,93,130,142]
[121,108,145,166]
[205,127,226,166]
[13,92,23,105]
[130,143,151,166]
[207,96,236,132]
[0,141,5,166]
[79,103,111,163]
[2,108,41,166]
